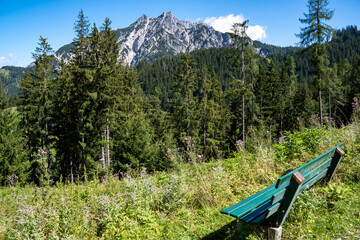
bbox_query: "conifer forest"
[1,0,360,239]
[1,5,360,186]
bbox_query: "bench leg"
[268,226,282,240]
[274,171,305,227]
[325,147,345,184]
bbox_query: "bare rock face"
[115,11,231,65]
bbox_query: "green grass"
[0,124,359,239]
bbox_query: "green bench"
[221,143,345,239]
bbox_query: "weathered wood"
[336,147,345,156]
[268,226,282,240]
[300,168,328,192]
[293,171,305,184]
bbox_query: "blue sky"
[0,0,359,67]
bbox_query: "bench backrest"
[221,143,344,226]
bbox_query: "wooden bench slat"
[223,184,283,218]
[220,183,276,215]
[247,200,283,224]
[302,158,331,182]
[271,188,286,205]
[240,200,272,222]
[275,143,343,188]
[300,168,328,192]
[270,159,331,208]
[266,201,281,219]
[249,211,267,224]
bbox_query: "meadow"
[1,123,359,239]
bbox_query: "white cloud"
[203,14,267,41]
[247,25,267,41]
[204,14,245,33]
[0,53,18,67]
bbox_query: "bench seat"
[221,143,344,227]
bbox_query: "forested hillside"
[0,3,360,188]
[0,66,25,105]
[1,1,360,238]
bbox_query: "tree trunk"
[203,106,206,158]
[106,123,110,166]
[252,78,255,128]
[70,157,74,183]
[319,89,323,126]
[81,118,85,172]
[101,130,105,168]
[242,45,246,147]
[328,76,331,126]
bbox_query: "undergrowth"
[0,124,359,239]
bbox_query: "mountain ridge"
[57,11,232,65]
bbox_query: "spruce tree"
[54,60,80,182]
[228,20,250,147]
[55,10,94,181]
[18,36,56,185]
[70,10,96,178]
[112,67,160,172]
[173,51,198,149]
[297,0,334,126]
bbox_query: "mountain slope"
[57,11,232,65]
[56,12,304,66]
[114,12,231,64]
[0,66,26,96]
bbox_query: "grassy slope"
[0,124,359,239]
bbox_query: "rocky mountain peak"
[137,14,149,22]
[55,12,232,65]
[116,12,231,65]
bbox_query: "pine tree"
[255,61,281,138]
[286,56,298,98]
[70,10,96,178]
[54,60,80,182]
[297,0,334,126]
[173,51,198,148]
[199,66,228,159]
[18,36,56,184]
[278,63,289,132]
[293,85,315,129]
[85,18,121,169]
[72,9,90,66]
[112,67,161,172]
[229,20,250,147]
[54,10,93,182]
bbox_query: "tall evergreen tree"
[112,67,162,172]
[229,20,250,147]
[54,60,80,182]
[198,66,229,159]
[173,51,198,148]
[71,10,96,178]
[86,18,121,169]
[18,36,56,184]
[54,10,93,182]
[297,0,334,126]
